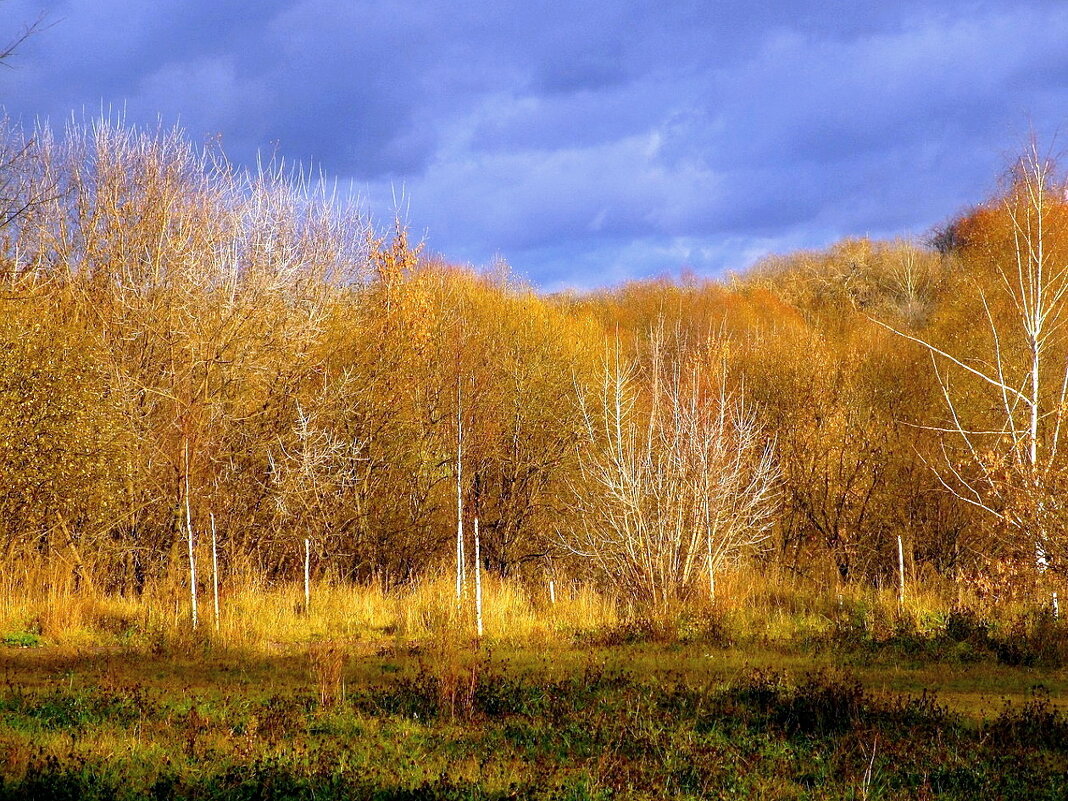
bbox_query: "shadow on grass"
[1,648,1067,799]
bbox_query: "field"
[1,575,1067,800]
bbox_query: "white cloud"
[5,0,1068,287]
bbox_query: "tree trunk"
[474,516,483,638]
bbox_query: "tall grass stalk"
[0,556,1063,654]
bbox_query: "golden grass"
[1,555,1063,654]
[0,560,619,652]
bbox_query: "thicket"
[0,118,1066,617]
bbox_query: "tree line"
[0,119,1064,611]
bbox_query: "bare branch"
[868,316,1033,408]
[0,11,47,66]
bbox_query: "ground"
[0,637,1065,800]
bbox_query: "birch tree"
[568,331,778,611]
[877,143,1068,569]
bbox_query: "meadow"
[1,570,1066,800]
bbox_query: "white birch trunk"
[474,516,483,637]
[304,538,311,615]
[184,439,198,630]
[211,513,220,631]
[897,534,906,605]
[706,534,715,603]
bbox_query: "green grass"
[0,638,1065,799]
[0,631,42,649]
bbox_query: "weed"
[0,632,41,649]
[987,688,1068,751]
[307,639,347,708]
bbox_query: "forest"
[0,119,1063,609]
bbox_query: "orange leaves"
[370,222,421,301]
[951,159,1068,278]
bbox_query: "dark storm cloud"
[3,0,1068,288]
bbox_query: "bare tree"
[876,142,1068,569]
[568,331,779,612]
[0,11,53,234]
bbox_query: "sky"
[2,1,1067,291]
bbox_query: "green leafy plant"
[1,630,42,648]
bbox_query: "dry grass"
[0,560,619,652]
[2,556,1064,656]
